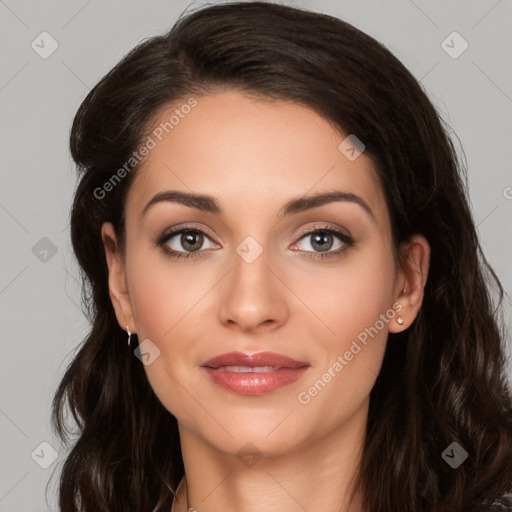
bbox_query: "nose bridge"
[235,234,271,284]
[218,232,287,330]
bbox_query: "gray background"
[1,0,511,510]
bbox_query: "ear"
[101,222,136,334]
[388,234,430,333]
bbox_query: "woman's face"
[103,90,416,458]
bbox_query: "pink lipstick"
[201,351,310,395]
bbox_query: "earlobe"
[101,222,137,334]
[389,234,430,333]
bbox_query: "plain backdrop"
[1,1,511,510]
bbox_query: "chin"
[198,407,312,457]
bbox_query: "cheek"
[293,246,396,410]
[125,250,223,410]
[125,254,202,420]
[127,252,206,340]
[293,245,397,348]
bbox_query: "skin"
[102,90,430,512]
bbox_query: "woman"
[51,2,512,511]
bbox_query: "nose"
[218,242,289,333]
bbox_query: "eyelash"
[156,224,353,261]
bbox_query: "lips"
[201,351,310,395]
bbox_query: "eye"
[157,226,219,259]
[290,226,353,260]
[156,224,353,261]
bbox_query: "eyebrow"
[141,189,375,220]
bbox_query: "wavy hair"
[50,2,512,511]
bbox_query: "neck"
[174,400,368,512]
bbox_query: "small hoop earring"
[396,316,404,325]
[126,325,131,347]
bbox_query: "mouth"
[201,351,310,396]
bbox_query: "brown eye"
[157,226,220,259]
[293,229,351,254]
[289,225,354,261]
[180,230,204,252]
[309,231,334,252]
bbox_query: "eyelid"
[157,223,219,245]
[294,223,351,240]
[289,224,352,252]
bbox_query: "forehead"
[127,90,389,225]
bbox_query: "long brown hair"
[50,2,512,511]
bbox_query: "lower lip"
[203,367,309,395]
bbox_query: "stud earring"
[396,316,404,325]
[126,325,131,347]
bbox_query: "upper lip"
[202,351,309,369]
